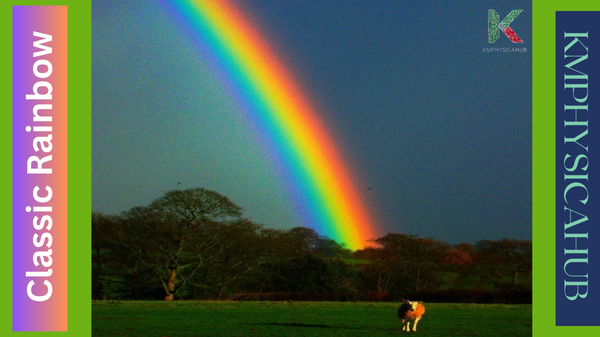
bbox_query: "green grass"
[92,301,531,337]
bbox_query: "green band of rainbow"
[164,0,379,249]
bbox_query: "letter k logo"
[488,9,524,43]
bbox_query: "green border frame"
[533,0,600,335]
[2,0,90,335]
[2,0,600,335]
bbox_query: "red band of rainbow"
[164,0,380,249]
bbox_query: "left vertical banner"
[12,6,68,331]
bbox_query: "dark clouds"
[93,0,532,245]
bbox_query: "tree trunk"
[93,246,105,300]
[377,272,389,293]
[164,268,177,301]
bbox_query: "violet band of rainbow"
[12,6,68,331]
[162,0,380,249]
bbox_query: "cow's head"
[403,300,419,311]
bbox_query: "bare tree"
[473,238,532,289]
[373,233,450,292]
[115,188,263,300]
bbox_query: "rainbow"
[162,0,379,249]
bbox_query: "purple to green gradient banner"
[12,6,68,331]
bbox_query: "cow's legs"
[402,319,407,331]
[412,317,420,332]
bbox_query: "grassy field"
[92,301,531,337]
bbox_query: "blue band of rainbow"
[162,0,379,249]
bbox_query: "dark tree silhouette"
[473,238,532,290]
[114,188,262,300]
[373,233,450,292]
[91,187,532,303]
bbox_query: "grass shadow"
[249,322,337,329]
[247,322,395,333]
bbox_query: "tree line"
[92,187,531,302]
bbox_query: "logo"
[488,9,523,43]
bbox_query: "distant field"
[92,301,531,337]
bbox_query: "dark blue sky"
[93,0,532,245]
